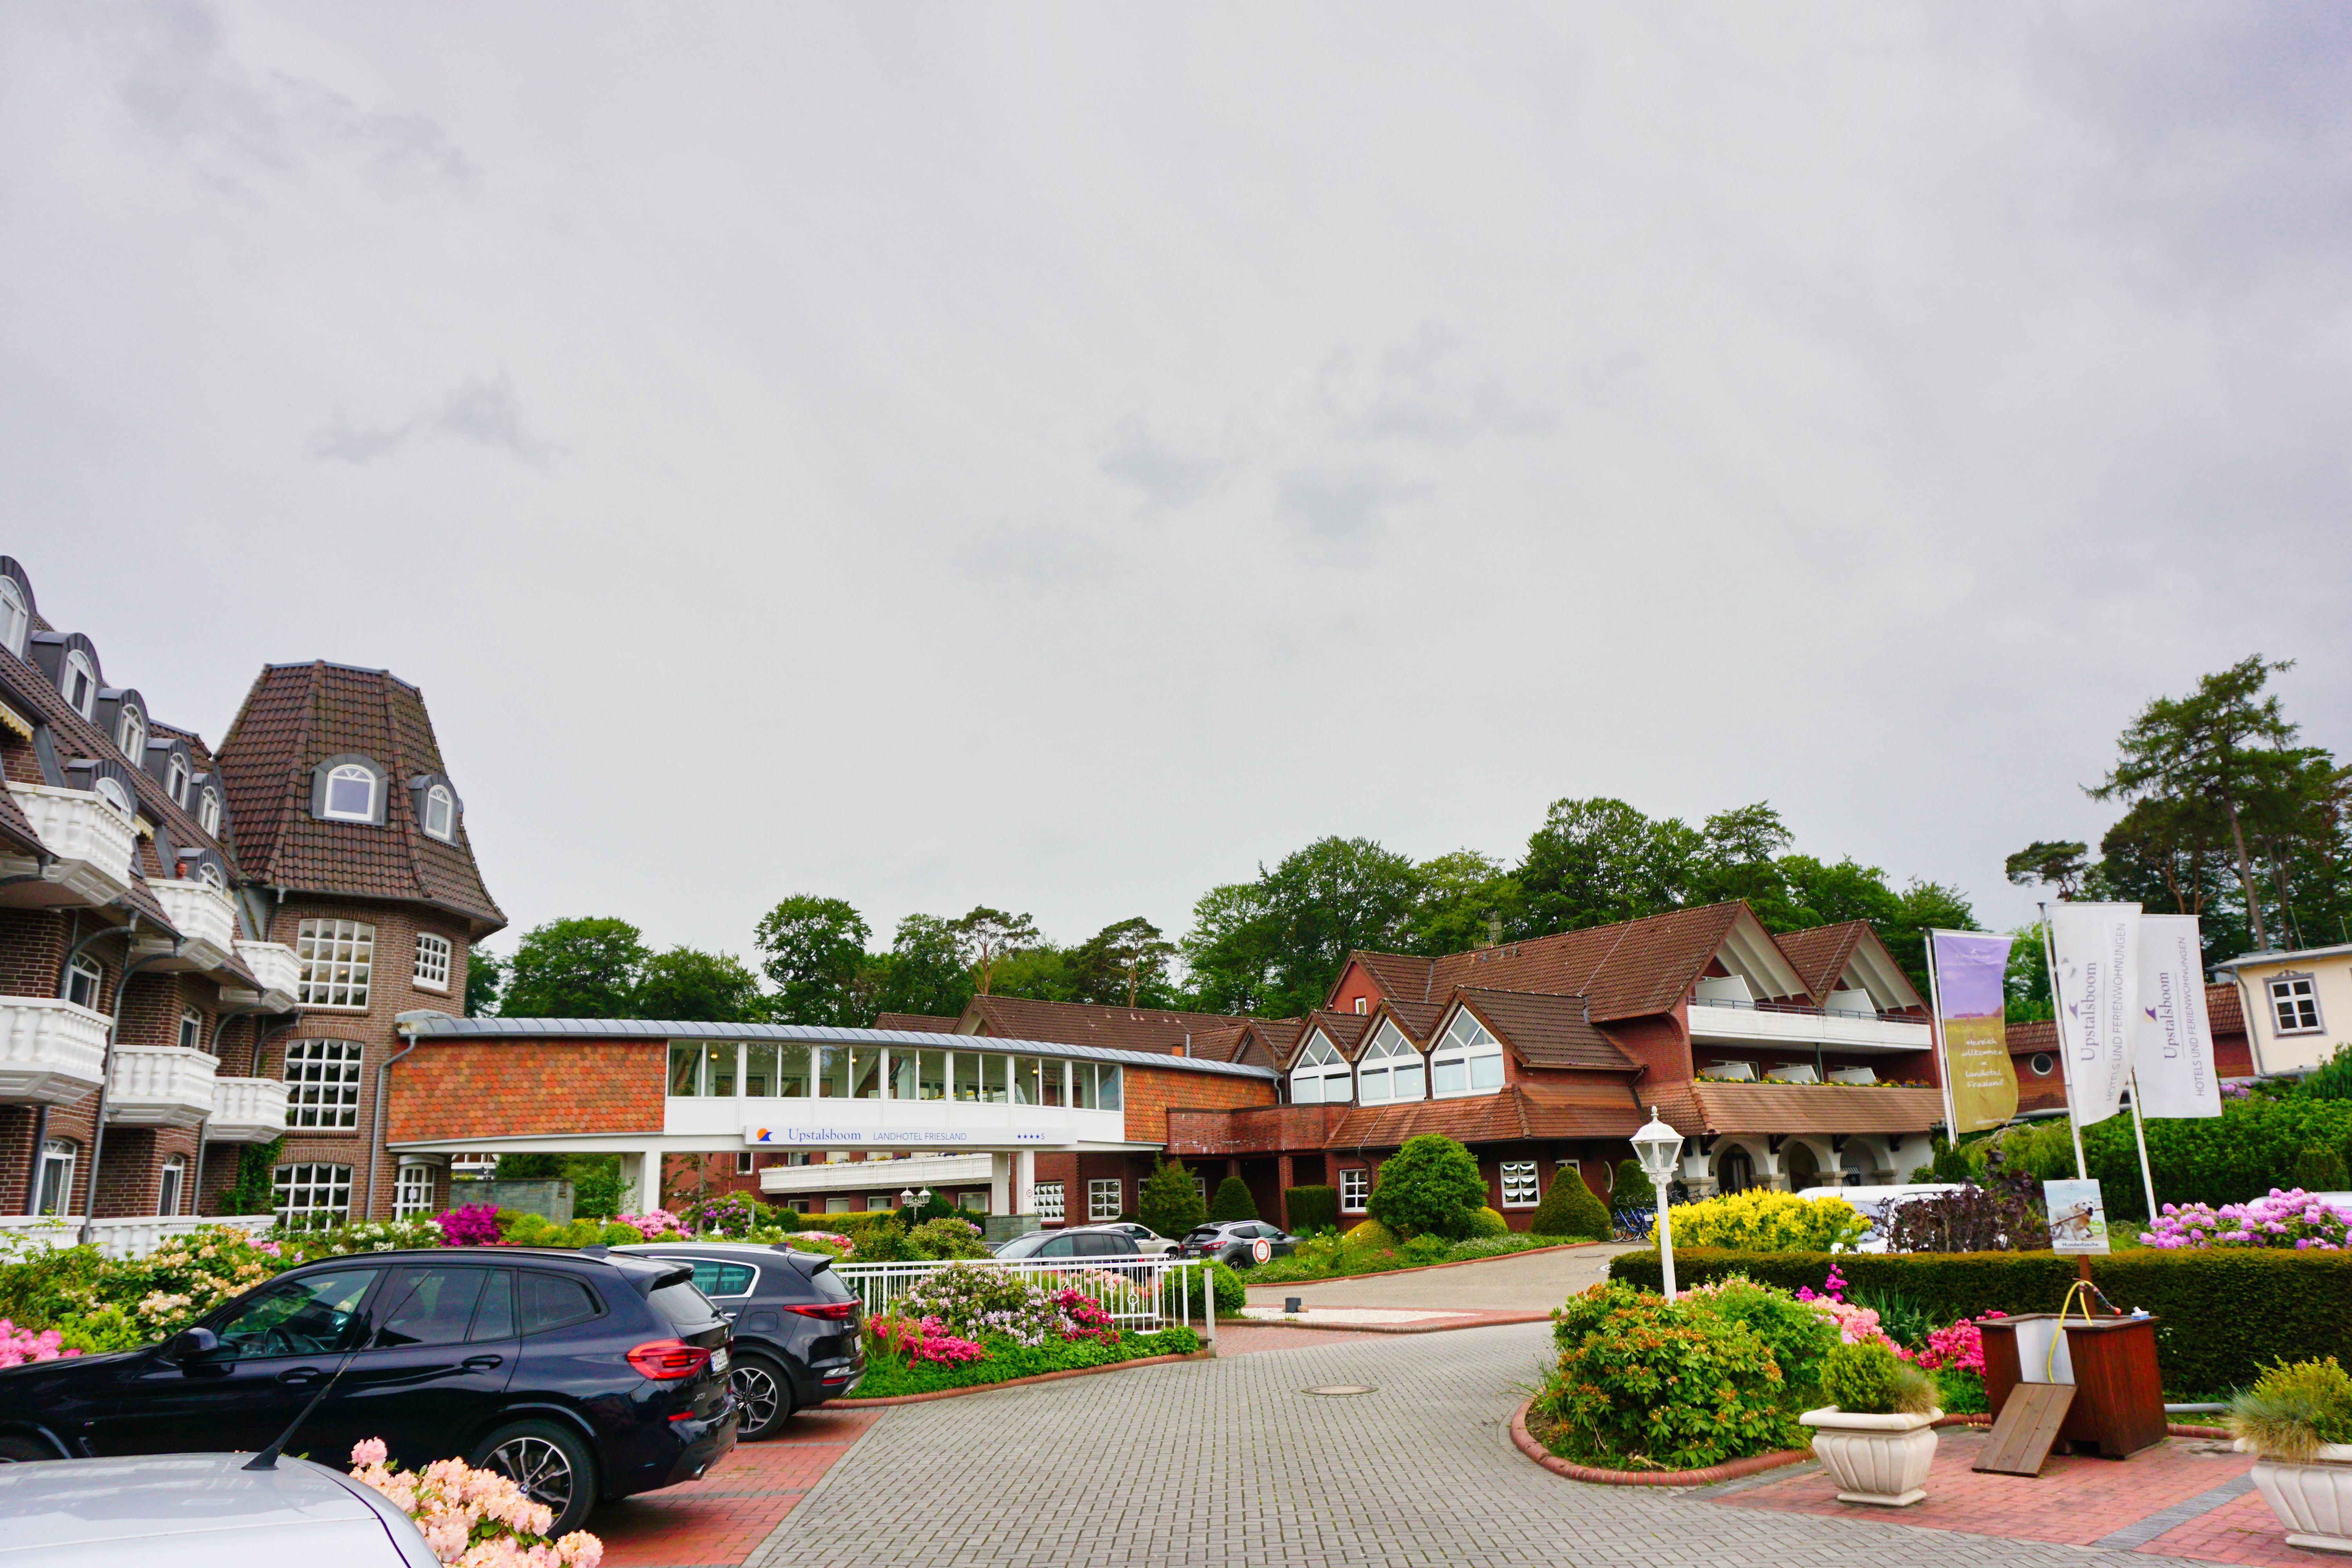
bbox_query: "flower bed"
[2140,1188,2352,1250]
[850,1325,1203,1399]
[850,1261,1201,1397]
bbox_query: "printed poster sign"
[2136,913,2223,1120]
[2049,902,2142,1128]
[1929,930,2019,1134]
[2044,1178,2111,1255]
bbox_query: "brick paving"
[1212,1323,1378,1355]
[743,1321,2283,1568]
[591,1406,876,1568]
[2141,1488,2317,1568]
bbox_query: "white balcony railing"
[3,782,137,904]
[232,940,301,1007]
[0,1213,274,1261]
[107,1045,219,1129]
[0,996,110,1105]
[759,1151,997,1196]
[1687,996,1932,1054]
[147,879,238,970]
[209,1076,290,1142]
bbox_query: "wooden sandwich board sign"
[1974,1381,2077,1476]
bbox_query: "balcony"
[0,996,110,1105]
[229,941,300,1010]
[0,783,137,907]
[209,1076,291,1142]
[1687,996,1931,1054]
[0,1213,273,1261]
[759,1151,996,1197]
[106,1045,218,1129]
[145,880,238,973]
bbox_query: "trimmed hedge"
[1528,1174,1611,1240]
[1285,1185,1338,1233]
[1610,1246,2352,1396]
[1210,1174,1259,1222]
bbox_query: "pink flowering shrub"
[0,1319,79,1367]
[871,1314,988,1366]
[434,1205,502,1247]
[614,1209,688,1241]
[1915,1314,2003,1375]
[1791,1264,1902,1354]
[2139,1189,2352,1251]
[1049,1288,1118,1345]
[348,1438,603,1568]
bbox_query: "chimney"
[1488,912,1503,947]
[1175,1034,1189,1058]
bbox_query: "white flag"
[2134,913,2222,1119]
[2050,902,2141,1128]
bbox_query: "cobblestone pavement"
[748,1321,2230,1568]
[1241,1240,1635,1311]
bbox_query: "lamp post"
[1632,1107,1684,1298]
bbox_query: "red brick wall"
[1599,1011,1690,1086]
[1327,961,1385,1018]
[1164,1104,1347,1156]
[387,1038,663,1143]
[1124,1067,1277,1144]
[0,909,68,998]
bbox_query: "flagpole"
[2125,1067,2159,1221]
[2040,903,2089,1180]
[1923,929,1960,1158]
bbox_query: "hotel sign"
[742,1123,1053,1148]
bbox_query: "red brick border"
[1509,1397,1813,1486]
[833,1350,1216,1406]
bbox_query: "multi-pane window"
[94,777,131,817]
[36,1139,76,1216]
[274,1163,355,1230]
[1034,1180,1065,1223]
[394,1162,437,1219]
[1289,1036,1352,1104]
[284,1039,365,1128]
[1192,1174,1207,1205]
[198,786,222,835]
[296,919,374,1009]
[157,1154,186,1217]
[165,753,190,806]
[323,763,377,821]
[2271,975,2324,1035]
[414,931,452,991]
[1431,1010,1506,1096]
[1088,1178,1122,1221]
[0,576,25,657]
[178,1007,202,1050]
[66,956,102,1011]
[424,785,456,841]
[1339,1167,1370,1213]
[1501,1161,1539,1208]
[1356,1021,1425,1104]
[116,704,145,761]
[735,1151,754,1176]
[62,650,96,717]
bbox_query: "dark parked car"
[992,1226,1142,1261]
[0,1247,736,1537]
[1179,1220,1297,1267]
[616,1243,863,1439]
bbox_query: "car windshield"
[214,1268,380,1358]
[804,1261,855,1303]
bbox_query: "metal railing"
[833,1255,1214,1336]
[1690,996,1918,1024]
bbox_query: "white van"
[1795,1183,1968,1252]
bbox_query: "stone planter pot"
[2249,1443,2352,1553]
[1798,1406,1942,1507]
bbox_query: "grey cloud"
[310,372,554,467]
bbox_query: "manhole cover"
[1303,1385,1376,1396]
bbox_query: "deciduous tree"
[501,916,648,1018]
[753,895,871,1026]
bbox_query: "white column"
[1014,1150,1035,1215]
[632,1146,664,1215]
[989,1152,1012,1215]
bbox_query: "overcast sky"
[4,4,2346,969]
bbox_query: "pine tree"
[1139,1159,1207,1239]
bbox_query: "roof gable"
[1450,987,1642,1073]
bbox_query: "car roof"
[0,1454,437,1565]
[615,1241,823,1265]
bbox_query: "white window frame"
[394,1161,437,1219]
[165,752,190,807]
[1501,1160,1539,1209]
[93,777,132,818]
[283,1038,365,1129]
[157,1153,186,1217]
[274,1162,354,1230]
[321,763,378,822]
[116,704,145,762]
[62,650,96,717]
[1034,1180,1065,1223]
[423,784,456,842]
[1430,1009,1506,1099]
[178,1007,203,1050]
[1289,1036,1352,1105]
[36,1138,76,1216]
[735,1151,755,1176]
[295,918,375,1010]
[196,860,224,891]
[198,786,222,835]
[1355,1021,1425,1105]
[0,576,25,658]
[1339,1167,1370,1214]
[413,931,452,992]
[1087,1178,1122,1221]
[2270,973,2324,1036]
[66,955,103,1011]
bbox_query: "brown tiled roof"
[873,1012,960,1033]
[0,777,41,857]
[1454,988,1640,1073]
[1378,998,1444,1044]
[214,661,503,932]
[2205,980,2244,1038]
[1650,1080,1944,1136]
[1183,1025,1253,1063]
[1353,951,1440,1003]
[1326,1082,1645,1146]
[1345,902,1751,1022]
[1283,1009,1372,1067]
[961,994,1256,1054]
[1772,922,1870,1001]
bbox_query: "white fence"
[0,1213,275,1261]
[833,1256,1214,1336]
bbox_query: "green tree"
[1180,882,1281,1013]
[2004,923,2054,1022]
[501,917,648,1017]
[1408,849,1523,954]
[1778,855,1902,930]
[1366,1134,1487,1240]
[465,947,506,1017]
[2004,840,2090,901]
[870,913,975,1019]
[1208,1173,1259,1222]
[753,895,871,1026]
[1876,880,1979,997]
[1181,837,1425,1016]
[1515,797,1701,934]
[985,944,1077,1004]
[1527,1171,1611,1239]
[639,946,764,1022]
[1139,1159,1207,1239]
[1065,917,1178,1006]
[951,907,1040,996]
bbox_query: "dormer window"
[1289,1036,1353,1105]
[115,704,145,761]
[196,860,225,891]
[198,786,221,835]
[166,752,190,807]
[324,763,377,821]
[0,577,25,658]
[93,777,132,818]
[1356,1022,1425,1104]
[1431,1009,1506,1097]
[424,784,455,841]
[62,650,96,717]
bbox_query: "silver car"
[0,1451,439,1567]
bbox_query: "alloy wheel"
[486,1434,575,1514]
[732,1362,783,1432]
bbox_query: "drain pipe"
[365,1016,429,1221]
[82,937,184,1245]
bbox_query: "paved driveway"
[1241,1241,1637,1312]
[750,1322,2218,1568]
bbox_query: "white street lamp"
[900,1188,916,1210]
[1632,1107,1685,1298]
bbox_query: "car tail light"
[787,1302,859,1321]
[626,1339,713,1379]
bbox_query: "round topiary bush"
[1341,1218,1398,1248]
[1367,1134,1486,1240]
[1528,1173,1612,1240]
[1464,1205,1509,1239]
[1536,1283,1798,1470]
[1209,1174,1259,1222]
[1818,1340,1936,1415]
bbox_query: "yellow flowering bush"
[1653,1190,1866,1252]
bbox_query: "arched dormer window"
[1289,1036,1352,1105]
[1430,1008,1506,1097]
[311,755,387,824]
[115,703,145,761]
[0,576,26,659]
[198,786,221,835]
[93,777,132,818]
[424,784,455,842]
[165,752,190,807]
[1356,1021,1426,1104]
[62,650,96,718]
[196,859,225,891]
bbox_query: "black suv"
[993,1226,1143,1261]
[1178,1220,1298,1267]
[0,1247,735,1536]
[616,1243,864,1439]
